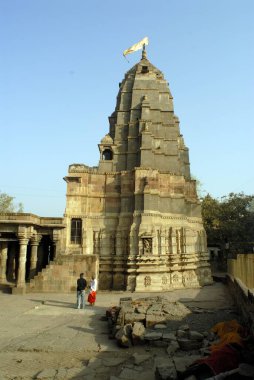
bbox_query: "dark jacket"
[77,278,87,291]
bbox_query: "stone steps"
[27,257,74,293]
[26,254,98,293]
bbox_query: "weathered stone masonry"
[0,50,212,293]
[62,50,212,291]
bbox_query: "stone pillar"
[7,244,16,282]
[171,228,177,255]
[160,229,166,255]
[115,231,122,256]
[30,238,40,279]
[0,242,8,283]
[53,230,60,259]
[15,238,29,293]
[93,230,100,255]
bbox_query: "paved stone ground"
[0,281,239,380]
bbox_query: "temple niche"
[63,49,212,291]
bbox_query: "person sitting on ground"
[88,275,97,306]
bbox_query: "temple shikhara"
[0,48,212,293]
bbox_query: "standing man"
[77,273,87,309]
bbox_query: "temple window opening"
[70,218,82,244]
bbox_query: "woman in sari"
[88,275,97,306]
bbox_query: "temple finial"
[142,43,147,59]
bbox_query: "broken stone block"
[146,314,166,328]
[178,324,190,331]
[115,325,132,348]
[162,303,191,319]
[144,331,162,341]
[189,331,204,341]
[154,323,167,329]
[177,338,203,351]
[162,332,177,342]
[116,309,125,326]
[124,323,133,336]
[176,329,189,339]
[132,353,151,365]
[106,306,120,322]
[115,333,130,348]
[192,308,204,314]
[132,321,146,344]
[120,297,132,305]
[124,312,146,324]
[119,367,142,379]
[147,302,163,315]
[135,305,149,314]
[166,341,180,356]
[173,355,201,374]
[155,366,177,379]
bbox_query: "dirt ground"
[0,281,239,380]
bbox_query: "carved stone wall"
[62,52,212,291]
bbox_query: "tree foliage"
[0,191,24,213]
[201,192,254,252]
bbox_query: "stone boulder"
[132,321,146,345]
[115,323,132,348]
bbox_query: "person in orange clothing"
[88,275,97,306]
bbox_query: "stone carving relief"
[182,270,195,285]
[143,238,152,255]
[144,275,151,287]
[171,271,182,285]
[93,231,100,255]
[162,276,167,285]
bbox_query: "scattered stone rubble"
[106,296,209,350]
[105,296,254,379]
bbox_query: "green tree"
[0,191,24,213]
[201,192,254,253]
[191,174,207,198]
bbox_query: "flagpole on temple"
[123,37,149,61]
[142,43,147,59]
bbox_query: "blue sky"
[1,0,254,216]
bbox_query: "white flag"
[123,37,149,56]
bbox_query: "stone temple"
[0,50,212,293]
